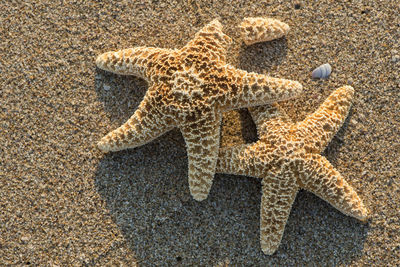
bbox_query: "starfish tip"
[192,193,208,202]
[358,207,369,223]
[284,80,303,100]
[294,80,303,92]
[339,85,355,96]
[261,246,277,256]
[97,139,111,152]
[209,18,223,28]
[95,53,107,69]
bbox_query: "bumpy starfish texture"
[96,19,303,201]
[239,17,290,45]
[217,86,368,255]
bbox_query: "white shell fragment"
[312,63,332,79]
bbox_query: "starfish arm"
[216,144,259,177]
[248,103,292,138]
[96,47,173,81]
[97,89,174,152]
[220,65,302,110]
[298,154,368,221]
[260,172,299,255]
[181,19,232,62]
[180,112,222,201]
[297,86,354,153]
[239,17,290,45]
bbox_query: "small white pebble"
[103,84,111,91]
[391,55,400,63]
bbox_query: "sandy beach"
[1,0,399,265]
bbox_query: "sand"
[1,0,399,265]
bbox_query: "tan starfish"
[239,17,290,45]
[217,86,368,255]
[96,19,303,201]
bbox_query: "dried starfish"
[239,17,290,45]
[217,86,368,254]
[96,19,302,201]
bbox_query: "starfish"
[239,17,291,45]
[217,86,368,254]
[96,19,302,201]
